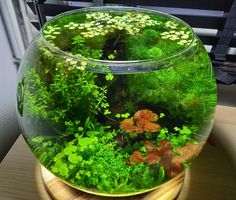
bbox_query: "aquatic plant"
[160,21,192,46]
[120,109,161,134]
[157,125,198,147]
[28,120,167,193]
[40,10,194,61]
[24,67,111,125]
[129,140,184,178]
[127,44,216,125]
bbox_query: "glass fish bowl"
[17,6,217,197]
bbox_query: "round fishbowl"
[17,6,217,197]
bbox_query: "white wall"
[0,15,21,162]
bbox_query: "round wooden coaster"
[40,165,186,200]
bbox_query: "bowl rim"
[41,6,197,66]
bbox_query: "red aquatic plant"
[157,140,183,177]
[145,141,160,165]
[129,140,184,177]
[119,118,135,133]
[129,139,205,178]
[146,151,161,165]
[120,109,161,134]
[133,109,158,122]
[130,151,145,164]
[145,140,175,170]
[145,140,159,152]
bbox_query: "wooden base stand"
[40,165,187,200]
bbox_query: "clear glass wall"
[17,7,217,196]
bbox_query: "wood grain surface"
[40,166,185,200]
[0,105,236,200]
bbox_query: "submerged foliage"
[127,43,216,125]
[29,120,166,193]
[18,8,216,194]
[24,66,110,125]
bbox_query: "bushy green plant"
[24,69,52,119]
[124,29,163,60]
[71,35,103,59]
[124,28,185,60]
[24,66,110,125]
[157,125,198,147]
[126,44,216,125]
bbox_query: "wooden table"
[0,105,236,200]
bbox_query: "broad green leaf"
[64,146,77,155]
[68,154,82,164]
[105,73,114,81]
